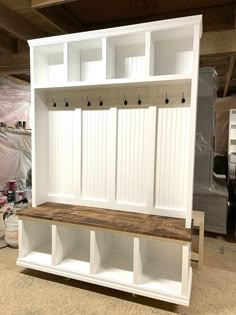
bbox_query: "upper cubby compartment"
[68,38,104,82]
[106,32,146,80]
[34,44,65,86]
[150,27,194,76]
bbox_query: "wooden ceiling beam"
[223,55,236,97]
[31,0,78,8]
[0,32,16,54]
[35,6,83,34]
[0,3,45,40]
[0,53,29,75]
[201,29,236,56]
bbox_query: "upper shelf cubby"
[106,32,146,80]
[34,43,65,85]
[68,38,104,82]
[150,27,194,76]
[30,16,201,88]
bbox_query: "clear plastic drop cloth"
[0,77,31,190]
[0,77,30,127]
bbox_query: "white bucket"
[5,214,18,248]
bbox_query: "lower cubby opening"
[22,220,52,265]
[54,225,90,274]
[93,231,134,284]
[138,238,183,294]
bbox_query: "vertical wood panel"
[81,110,109,201]
[116,108,148,206]
[155,107,190,211]
[48,110,74,197]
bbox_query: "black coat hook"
[181,92,185,104]
[138,94,141,105]
[124,95,128,105]
[165,93,169,104]
[87,97,91,107]
[99,96,103,106]
[65,98,69,107]
[52,98,56,107]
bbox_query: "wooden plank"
[0,53,29,75]
[31,0,78,8]
[0,31,16,53]
[36,6,83,34]
[0,3,45,40]
[201,29,236,56]
[223,55,236,97]
[17,202,192,242]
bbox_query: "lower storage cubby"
[137,238,183,294]
[53,225,90,274]
[20,220,52,265]
[92,231,134,284]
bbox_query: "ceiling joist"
[31,0,78,8]
[0,3,45,40]
[0,53,29,75]
[201,29,236,56]
[36,6,83,34]
[223,55,236,97]
[0,32,16,54]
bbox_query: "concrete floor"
[0,234,235,315]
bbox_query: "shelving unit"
[18,15,202,306]
[17,203,192,305]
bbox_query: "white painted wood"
[20,219,52,264]
[25,15,202,306]
[151,28,193,75]
[33,91,49,206]
[48,110,74,198]
[73,109,82,200]
[93,231,134,284]
[228,109,236,154]
[155,107,190,212]
[186,24,201,228]
[181,243,190,295]
[54,225,90,273]
[145,106,157,208]
[116,108,149,206]
[81,109,109,202]
[138,238,183,294]
[108,108,117,204]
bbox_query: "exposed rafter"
[35,6,83,34]
[201,29,236,56]
[223,55,236,97]
[0,3,45,40]
[31,0,78,8]
[0,53,29,75]
[0,32,16,54]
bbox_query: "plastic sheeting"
[194,68,218,193]
[215,96,236,153]
[0,78,31,190]
[0,77,30,127]
[0,129,31,190]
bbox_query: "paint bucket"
[4,214,18,248]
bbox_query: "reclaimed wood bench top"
[17,202,192,242]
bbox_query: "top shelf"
[31,16,201,88]
[17,202,192,242]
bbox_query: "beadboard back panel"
[46,104,190,219]
[48,110,74,198]
[81,109,109,202]
[116,108,149,206]
[155,107,190,211]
